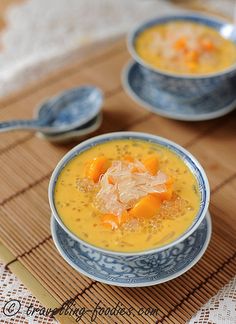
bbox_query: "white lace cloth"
[189,277,236,324]
[0,0,236,323]
[0,261,56,323]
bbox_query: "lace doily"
[0,261,56,323]
[189,276,236,324]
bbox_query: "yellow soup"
[54,139,200,252]
[135,21,236,74]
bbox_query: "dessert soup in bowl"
[49,132,210,257]
[128,14,236,100]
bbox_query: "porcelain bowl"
[48,132,210,258]
[127,14,236,101]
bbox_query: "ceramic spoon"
[0,86,103,134]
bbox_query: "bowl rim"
[48,131,210,256]
[127,12,236,79]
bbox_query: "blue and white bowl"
[48,132,210,260]
[127,14,236,101]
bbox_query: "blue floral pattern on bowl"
[128,14,236,100]
[51,212,211,287]
[123,61,236,121]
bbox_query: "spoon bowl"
[0,86,103,134]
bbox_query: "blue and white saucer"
[51,212,211,287]
[122,61,236,121]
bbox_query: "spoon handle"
[0,119,42,132]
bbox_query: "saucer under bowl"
[122,61,236,121]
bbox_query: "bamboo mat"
[0,37,236,324]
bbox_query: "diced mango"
[143,156,159,175]
[85,156,109,183]
[101,213,119,230]
[185,50,199,62]
[201,39,214,51]
[129,194,161,219]
[174,37,187,50]
[108,175,115,185]
[119,210,130,224]
[101,211,130,230]
[152,177,174,201]
[131,166,140,173]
